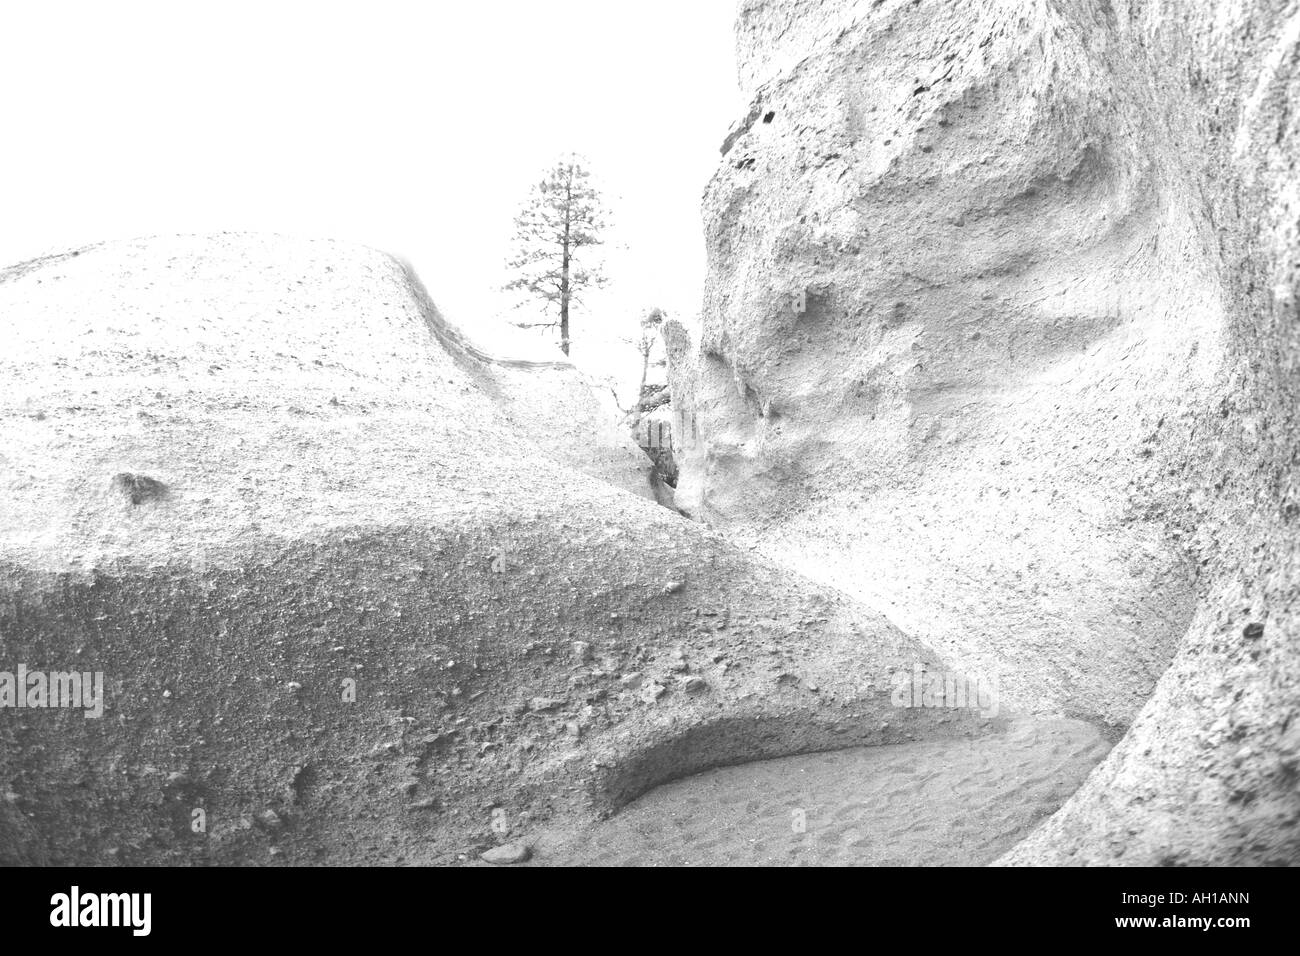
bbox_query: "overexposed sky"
[0,1,742,368]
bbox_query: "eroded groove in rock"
[536,718,1110,866]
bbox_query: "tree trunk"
[628,334,651,436]
[560,253,570,356]
[560,169,572,356]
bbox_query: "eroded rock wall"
[679,0,1299,863]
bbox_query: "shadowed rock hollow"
[667,0,1299,864]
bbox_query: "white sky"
[0,0,742,380]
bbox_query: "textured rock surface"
[402,261,654,502]
[0,234,999,865]
[675,0,1299,864]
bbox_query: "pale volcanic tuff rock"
[674,0,1300,864]
[401,263,654,501]
[0,234,996,865]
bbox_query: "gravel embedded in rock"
[682,676,709,696]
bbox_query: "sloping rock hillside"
[0,234,997,864]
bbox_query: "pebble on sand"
[481,842,531,865]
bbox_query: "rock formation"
[671,0,1299,864]
[0,234,997,864]
[3,0,1296,867]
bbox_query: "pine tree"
[504,157,608,356]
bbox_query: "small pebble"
[481,842,531,865]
